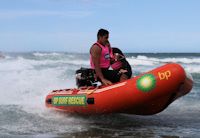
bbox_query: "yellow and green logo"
[137,74,156,92]
[53,95,86,106]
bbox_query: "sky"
[0,0,200,53]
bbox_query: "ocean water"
[0,52,199,138]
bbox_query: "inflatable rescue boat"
[45,63,193,115]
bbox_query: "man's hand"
[101,78,112,85]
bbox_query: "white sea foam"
[33,52,62,57]
[184,66,200,73]
[0,55,87,135]
[4,55,12,59]
[0,56,77,106]
[126,55,200,66]
[0,56,34,71]
[0,56,89,73]
[127,56,155,66]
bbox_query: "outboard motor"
[75,68,97,88]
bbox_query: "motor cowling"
[75,68,97,88]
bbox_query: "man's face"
[101,34,109,45]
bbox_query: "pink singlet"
[90,42,111,69]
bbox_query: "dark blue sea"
[0,52,199,138]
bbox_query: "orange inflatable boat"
[45,63,193,115]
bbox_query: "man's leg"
[101,69,121,83]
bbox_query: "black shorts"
[100,68,121,83]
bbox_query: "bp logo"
[137,74,156,92]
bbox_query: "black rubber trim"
[46,98,52,104]
[87,98,94,104]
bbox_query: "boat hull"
[45,63,193,115]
